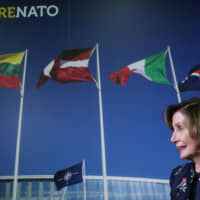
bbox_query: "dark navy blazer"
[170,162,195,200]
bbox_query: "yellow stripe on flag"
[0,52,24,65]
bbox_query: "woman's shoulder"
[170,162,195,199]
[170,162,195,185]
[171,162,193,177]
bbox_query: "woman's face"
[171,111,200,161]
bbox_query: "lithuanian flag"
[0,51,24,89]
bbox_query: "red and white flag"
[37,47,95,88]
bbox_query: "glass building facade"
[0,175,170,200]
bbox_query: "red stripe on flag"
[109,66,134,86]
[0,74,20,89]
[36,71,49,89]
[194,69,200,74]
[71,49,93,61]
[59,48,93,60]
[56,67,94,83]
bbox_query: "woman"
[163,97,200,200]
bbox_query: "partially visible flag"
[0,51,24,89]
[54,162,83,190]
[37,47,95,88]
[109,51,171,86]
[178,65,200,92]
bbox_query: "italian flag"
[37,47,95,88]
[0,52,24,89]
[109,51,171,86]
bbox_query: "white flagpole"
[95,43,109,200]
[61,187,67,200]
[12,49,28,200]
[82,160,86,200]
[167,46,182,103]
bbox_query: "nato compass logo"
[64,170,72,183]
[59,170,80,187]
[54,162,83,190]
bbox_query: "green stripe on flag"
[0,63,20,77]
[145,51,171,85]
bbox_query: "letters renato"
[0,5,59,18]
